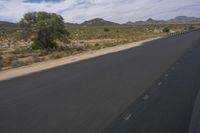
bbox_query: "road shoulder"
[0,37,161,81]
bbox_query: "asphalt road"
[189,88,200,133]
[0,30,200,133]
[104,31,200,133]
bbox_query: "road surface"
[104,31,200,133]
[0,30,200,133]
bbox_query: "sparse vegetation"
[0,12,200,70]
[11,60,28,68]
[50,51,69,59]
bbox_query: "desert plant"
[94,43,100,47]
[19,12,70,49]
[50,51,67,59]
[0,61,3,70]
[32,55,45,63]
[104,28,110,32]
[162,27,170,33]
[11,60,28,68]
[0,55,3,70]
[4,54,17,66]
[189,25,195,30]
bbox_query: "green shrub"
[162,27,170,33]
[32,39,58,50]
[104,28,110,32]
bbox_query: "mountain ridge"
[1,16,200,27]
[126,16,200,26]
[80,18,119,27]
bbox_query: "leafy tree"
[19,12,70,49]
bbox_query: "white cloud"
[0,0,200,23]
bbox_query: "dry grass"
[0,23,200,70]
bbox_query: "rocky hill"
[80,18,120,27]
[125,16,200,26]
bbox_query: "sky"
[0,0,200,23]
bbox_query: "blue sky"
[0,0,200,23]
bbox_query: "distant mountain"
[126,18,166,26]
[65,18,120,27]
[0,21,15,26]
[168,16,200,24]
[125,16,200,26]
[80,18,120,27]
[1,16,200,28]
[64,22,80,27]
[0,21,17,33]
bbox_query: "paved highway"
[0,30,200,133]
[104,31,200,133]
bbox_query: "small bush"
[94,43,100,47]
[4,54,17,66]
[50,51,66,59]
[11,60,28,68]
[31,40,45,50]
[162,28,170,33]
[104,28,110,32]
[0,61,3,70]
[32,39,57,50]
[32,55,44,63]
[189,25,195,30]
[36,49,49,56]
[0,52,4,70]
[0,53,2,60]
[0,55,3,70]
